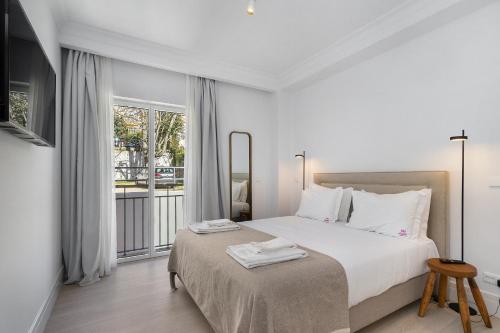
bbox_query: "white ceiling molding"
[56,0,495,92]
[59,22,279,92]
[278,0,496,91]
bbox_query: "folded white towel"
[189,222,240,234]
[227,243,307,269]
[205,219,232,227]
[250,237,297,253]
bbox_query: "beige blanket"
[168,225,349,333]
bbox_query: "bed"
[231,173,251,220]
[231,201,249,218]
[169,171,449,332]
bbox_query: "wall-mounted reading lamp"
[295,151,306,190]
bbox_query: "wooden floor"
[46,257,500,333]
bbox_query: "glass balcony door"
[153,109,185,254]
[113,97,185,262]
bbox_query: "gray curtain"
[61,49,115,285]
[185,76,228,223]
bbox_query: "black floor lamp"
[449,129,468,262]
[447,129,477,315]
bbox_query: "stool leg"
[438,273,448,308]
[419,271,436,317]
[457,277,472,333]
[468,277,492,328]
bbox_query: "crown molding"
[56,0,495,93]
[278,0,496,91]
[58,22,279,92]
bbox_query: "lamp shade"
[247,0,255,15]
[295,151,306,190]
[450,129,468,142]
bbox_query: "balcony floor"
[45,257,500,333]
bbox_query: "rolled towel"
[205,219,232,227]
[250,237,297,253]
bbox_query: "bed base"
[349,274,426,332]
[171,270,426,332]
[170,272,177,291]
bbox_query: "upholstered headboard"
[313,171,449,257]
[232,173,249,183]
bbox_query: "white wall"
[0,0,62,332]
[218,82,278,219]
[111,60,278,219]
[279,1,500,304]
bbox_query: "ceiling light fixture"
[247,0,256,15]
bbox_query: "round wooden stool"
[418,258,492,333]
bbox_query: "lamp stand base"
[448,302,477,316]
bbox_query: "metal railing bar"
[117,247,148,253]
[133,198,136,250]
[158,197,162,247]
[123,187,127,256]
[141,197,145,250]
[117,244,172,254]
[166,194,170,246]
[115,194,184,200]
[174,196,177,242]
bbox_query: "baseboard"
[447,280,500,318]
[29,266,64,333]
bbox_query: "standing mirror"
[229,131,252,222]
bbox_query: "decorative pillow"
[239,180,248,203]
[232,181,242,201]
[296,186,343,223]
[348,190,423,238]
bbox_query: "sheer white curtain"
[62,50,116,286]
[184,76,228,225]
[96,57,117,277]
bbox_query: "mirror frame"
[229,131,252,221]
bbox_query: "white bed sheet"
[240,216,438,307]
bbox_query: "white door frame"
[114,96,185,263]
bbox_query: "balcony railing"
[115,166,184,259]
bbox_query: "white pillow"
[239,180,248,202]
[296,186,343,222]
[311,184,352,222]
[232,181,242,201]
[310,184,344,219]
[413,189,432,239]
[348,190,423,238]
[337,187,353,222]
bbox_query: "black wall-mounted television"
[0,0,56,147]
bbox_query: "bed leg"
[170,272,177,291]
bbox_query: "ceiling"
[51,0,493,90]
[51,0,405,75]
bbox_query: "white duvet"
[240,216,438,307]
